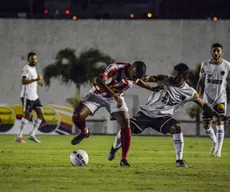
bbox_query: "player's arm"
[136,79,164,92]
[143,74,166,83]
[196,63,205,96]
[95,65,117,96]
[22,75,42,85]
[194,97,221,118]
[95,76,116,97]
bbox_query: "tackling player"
[108,63,227,167]
[71,61,155,166]
[16,52,44,143]
[196,43,230,157]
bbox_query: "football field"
[1,135,230,192]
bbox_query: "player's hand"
[38,81,44,87]
[114,93,123,108]
[37,75,43,81]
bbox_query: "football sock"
[204,127,217,146]
[216,125,224,153]
[73,119,88,134]
[121,128,131,160]
[18,118,28,137]
[173,133,184,160]
[30,118,42,136]
[113,130,121,149]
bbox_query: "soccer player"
[71,61,155,166]
[108,63,227,167]
[16,52,44,143]
[196,43,230,157]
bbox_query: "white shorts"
[81,93,129,115]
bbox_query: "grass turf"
[0,135,230,192]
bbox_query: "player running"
[108,63,227,168]
[71,61,156,167]
[16,52,44,143]
[196,43,230,157]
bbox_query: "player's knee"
[203,120,212,130]
[216,118,224,125]
[72,112,85,123]
[170,124,182,134]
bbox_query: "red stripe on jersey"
[90,62,134,97]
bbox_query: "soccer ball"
[70,150,89,166]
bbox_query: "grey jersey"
[140,76,198,118]
[199,59,230,105]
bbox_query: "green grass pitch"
[1,135,230,192]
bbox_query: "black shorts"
[202,102,226,121]
[130,111,179,135]
[21,97,42,114]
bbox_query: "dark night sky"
[0,0,230,19]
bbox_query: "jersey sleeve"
[187,88,199,102]
[21,66,30,78]
[100,64,117,80]
[199,62,205,78]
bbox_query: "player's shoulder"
[201,59,211,66]
[115,62,131,69]
[183,82,196,93]
[222,59,230,66]
[23,64,29,69]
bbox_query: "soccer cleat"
[71,130,90,145]
[210,145,217,156]
[15,136,26,143]
[215,151,221,157]
[27,135,41,143]
[176,160,188,168]
[108,146,120,161]
[120,159,131,167]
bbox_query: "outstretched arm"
[194,97,222,118]
[196,77,204,97]
[142,74,166,83]
[136,79,165,92]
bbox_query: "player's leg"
[169,123,187,168]
[108,111,147,161]
[202,112,217,156]
[16,98,32,143]
[112,111,131,166]
[148,116,187,167]
[28,99,44,143]
[214,103,225,157]
[107,96,131,166]
[71,93,101,145]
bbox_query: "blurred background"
[0,0,230,137]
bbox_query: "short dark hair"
[28,52,36,59]
[132,61,146,78]
[174,63,190,78]
[211,43,223,49]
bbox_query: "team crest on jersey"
[221,71,225,76]
[26,70,29,74]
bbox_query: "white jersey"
[140,76,198,118]
[20,64,38,101]
[199,59,230,105]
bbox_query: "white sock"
[204,128,217,146]
[173,133,184,160]
[18,118,28,138]
[216,125,224,153]
[113,130,121,149]
[30,119,42,136]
